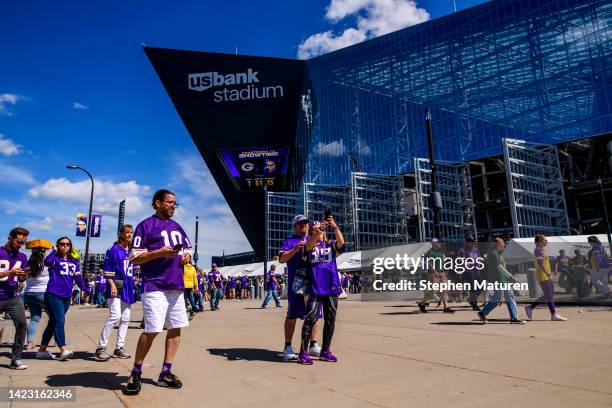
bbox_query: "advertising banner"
[76,213,87,237]
[90,214,102,238]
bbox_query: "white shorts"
[142,290,189,333]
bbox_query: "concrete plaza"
[1,297,611,408]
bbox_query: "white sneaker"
[551,314,567,321]
[10,360,27,370]
[36,351,56,360]
[57,350,74,361]
[308,344,322,357]
[524,306,533,320]
[282,345,297,361]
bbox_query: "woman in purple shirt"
[298,217,345,365]
[37,237,89,361]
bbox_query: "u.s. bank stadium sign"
[187,68,284,103]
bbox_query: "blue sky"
[0,0,488,265]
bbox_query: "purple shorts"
[286,292,323,320]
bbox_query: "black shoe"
[418,303,427,313]
[156,372,182,389]
[124,372,142,395]
[510,318,526,324]
[139,322,145,329]
[443,308,455,314]
[477,311,488,324]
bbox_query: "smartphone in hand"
[172,243,183,251]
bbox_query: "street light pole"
[67,165,94,279]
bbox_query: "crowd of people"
[0,187,609,396]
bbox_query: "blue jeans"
[96,291,105,307]
[194,291,204,311]
[261,289,281,308]
[481,289,518,320]
[210,288,222,310]
[24,292,45,342]
[42,292,71,348]
[184,289,197,311]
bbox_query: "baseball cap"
[465,236,476,242]
[431,238,442,244]
[211,263,217,267]
[293,215,308,225]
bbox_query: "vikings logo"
[264,159,276,174]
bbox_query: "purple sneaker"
[297,352,313,365]
[319,350,338,362]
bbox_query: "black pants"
[0,297,27,362]
[301,295,338,353]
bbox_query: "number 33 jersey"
[132,215,192,293]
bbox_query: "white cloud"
[0,133,22,156]
[0,94,22,117]
[72,102,89,110]
[298,0,430,59]
[28,178,151,217]
[25,216,55,232]
[0,162,36,185]
[313,139,347,157]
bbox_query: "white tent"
[502,234,609,265]
[336,251,362,271]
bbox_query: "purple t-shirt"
[103,243,135,304]
[279,235,307,292]
[229,277,236,289]
[240,277,248,287]
[589,243,610,269]
[197,274,206,289]
[0,247,27,301]
[266,271,278,290]
[132,215,192,292]
[44,250,88,298]
[304,240,343,296]
[208,270,222,289]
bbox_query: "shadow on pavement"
[46,371,128,390]
[378,311,422,315]
[208,348,282,362]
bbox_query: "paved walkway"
[1,298,611,408]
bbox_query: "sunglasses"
[12,239,27,246]
[163,200,180,207]
[58,242,71,247]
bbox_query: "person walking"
[95,224,136,361]
[261,264,281,308]
[124,189,192,395]
[0,227,30,369]
[37,236,90,360]
[524,235,567,321]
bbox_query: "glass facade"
[304,0,612,185]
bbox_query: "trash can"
[258,284,263,299]
[249,284,255,299]
[526,268,541,298]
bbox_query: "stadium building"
[146,0,612,260]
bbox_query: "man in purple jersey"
[124,189,192,395]
[261,264,281,308]
[208,264,223,311]
[0,227,29,370]
[95,224,136,361]
[278,215,321,361]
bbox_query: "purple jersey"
[240,277,248,287]
[208,270,222,288]
[132,215,192,292]
[589,243,610,269]
[229,277,236,289]
[197,274,206,288]
[279,235,307,291]
[0,246,27,301]
[266,271,278,290]
[103,243,135,304]
[304,240,343,296]
[44,250,88,298]
[96,274,106,293]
